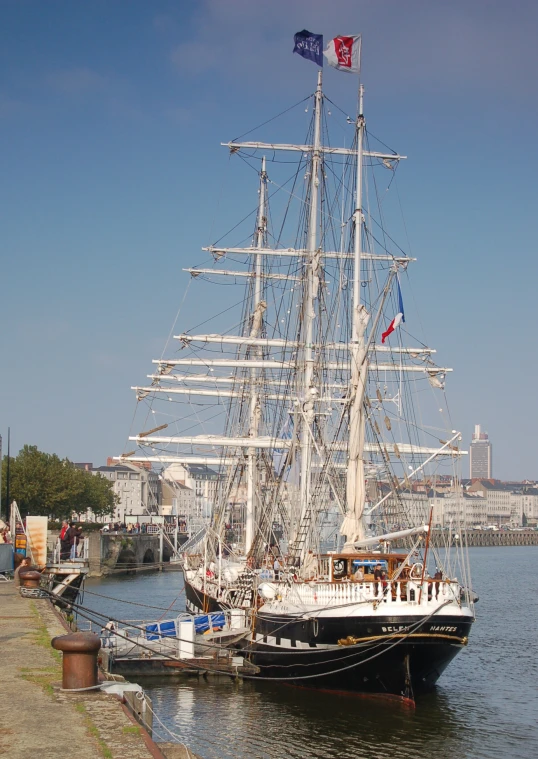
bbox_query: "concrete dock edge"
[0,583,200,759]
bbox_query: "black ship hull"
[250,629,467,703]
[184,580,473,703]
[185,581,229,614]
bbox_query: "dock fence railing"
[52,537,90,564]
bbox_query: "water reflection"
[144,677,476,759]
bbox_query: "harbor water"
[83,547,538,759]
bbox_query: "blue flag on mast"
[293,30,324,67]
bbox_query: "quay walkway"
[0,583,197,759]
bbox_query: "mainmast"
[343,83,370,547]
[298,70,323,544]
[245,157,267,553]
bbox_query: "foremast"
[245,157,268,553]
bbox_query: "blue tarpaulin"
[194,613,225,633]
[146,619,177,641]
[145,613,225,640]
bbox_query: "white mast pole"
[255,157,266,305]
[344,42,370,548]
[353,81,364,313]
[245,156,267,554]
[298,70,323,545]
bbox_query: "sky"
[1,0,538,480]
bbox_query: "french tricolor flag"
[381,280,405,344]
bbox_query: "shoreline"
[0,582,200,759]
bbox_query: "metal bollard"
[19,569,42,589]
[51,632,101,690]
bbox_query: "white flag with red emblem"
[323,35,361,73]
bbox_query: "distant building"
[380,485,488,530]
[163,463,221,524]
[519,487,538,526]
[377,475,537,530]
[470,424,492,479]
[74,462,93,472]
[432,491,488,528]
[467,480,515,526]
[88,463,161,523]
[160,479,195,519]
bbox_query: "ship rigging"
[117,58,475,703]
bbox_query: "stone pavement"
[0,582,161,759]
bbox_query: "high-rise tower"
[470,424,492,479]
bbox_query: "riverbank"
[0,583,198,759]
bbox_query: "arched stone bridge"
[87,532,176,577]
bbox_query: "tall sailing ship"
[119,55,475,703]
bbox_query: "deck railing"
[280,579,460,608]
[190,567,465,610]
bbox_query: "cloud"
[46,67,108,95]
[167,0,538,97]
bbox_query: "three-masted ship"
[119,62,475,703]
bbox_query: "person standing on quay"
[59,520,70,560]
[66,522,79,560]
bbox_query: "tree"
[71,470,119,520]
[1,445,117,520]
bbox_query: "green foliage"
[1,445,118,520]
